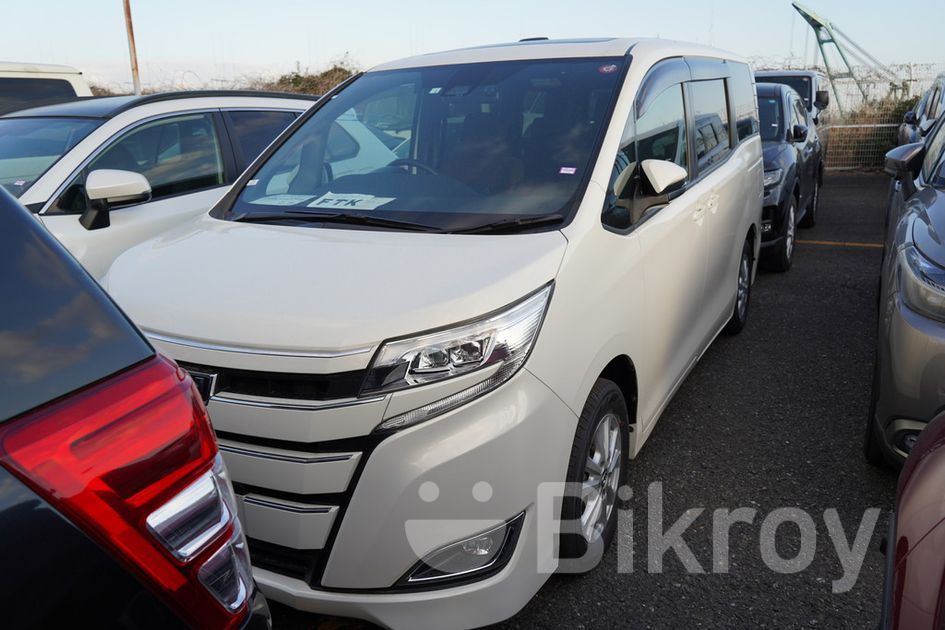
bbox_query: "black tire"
[559,379,629,569]
[761,197,796,273]
[723,237,753,335]
[864,347,887,467]
[799,179,819,228]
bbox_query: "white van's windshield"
[0,117,101,197]
[226,58,626,233]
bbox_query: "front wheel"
[762,197,796,273]
[723,237,753,335]
[559,379,628,570]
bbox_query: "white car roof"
[371,38,745,72]
[0,61,84,75]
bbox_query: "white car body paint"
[106,38,762,630]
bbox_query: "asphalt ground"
[272,172,897,629]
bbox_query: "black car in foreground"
[757,82,824,271]
[0,187,270,628]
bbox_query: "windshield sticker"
[599,63,620,74]
[559,166,577,175]
[308,193,395,211]
[251,194,315,206]
[429,87,442,94]
[246,179,259,186]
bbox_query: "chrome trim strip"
[242,495,334,514]
[144,329,373,358]
[219,443,356,465]
[210,393,384,411]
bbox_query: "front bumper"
[253,368,577,629]
[153,328,580,630]
[873,296,945,465]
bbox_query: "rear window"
[0,190,152,421]
[0,78,78,114]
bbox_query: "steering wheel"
[387,158,439,176]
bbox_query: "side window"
[731,63,759,142]
[793,98,808,127]
[927,88,941,119]
[689,79,731,171]
[603,84,688,230]
[922,118,945,182]
[225,110,296,168]
[53,113,225,214]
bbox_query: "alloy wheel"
[581,413,622,542]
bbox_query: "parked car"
[0,187,269,628]
[0,61,92,113]
[880,409,945,629]
[865,115,945,467]
[106,38,762,629]
[0,90,316,278]
[754,69,830,124]
[756,82,825,271]
[898,74,945,146]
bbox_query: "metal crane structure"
[792,1,901,114]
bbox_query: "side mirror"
[814,89,830,110]
[792,124,808,142]
[903,110,918,126]
[641,159,687,195]
[80,169,151,231]
[884,142,925,180]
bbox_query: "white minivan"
[106,38,762,629]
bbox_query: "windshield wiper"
[233,210,443,232]
[453,214,565,234]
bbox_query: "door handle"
[692,206,706,222]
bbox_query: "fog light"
[462,535,495,556]
[762,220,773,234]
[398,512,524,586]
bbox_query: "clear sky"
[7,0,944,90]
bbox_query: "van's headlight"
[900,245,945,320]
[364,283,553,431]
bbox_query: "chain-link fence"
[752,61,945,170]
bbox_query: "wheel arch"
[598,355,638,428]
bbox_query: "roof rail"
[518,37,549,42]
[104,90,321,117]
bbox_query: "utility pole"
[123,0,141,95]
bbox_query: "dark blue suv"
[757,82,825,271]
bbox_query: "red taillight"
[0,355,251,628]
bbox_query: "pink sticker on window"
[559,166,577,175]
[598,64,619,74]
